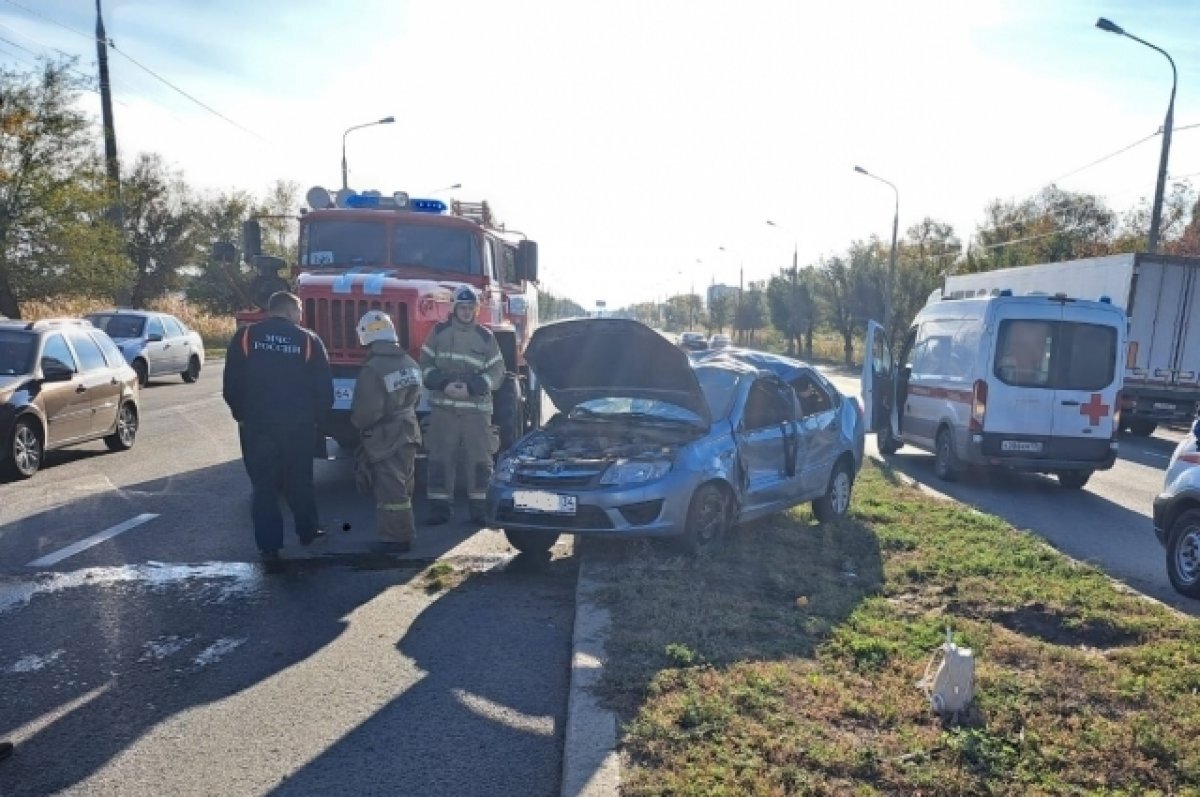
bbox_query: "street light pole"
[854,166,899,334]
[1096,18,1177,253]
[766,220,802,355]
[341,116,396,190]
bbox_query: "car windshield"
[0,330,34,375]
[87,314,145,339]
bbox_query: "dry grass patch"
[20,296,235,353]
[589,461,1200,795]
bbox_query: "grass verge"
[588,461,1200,795]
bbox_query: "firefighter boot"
[425,499,452,526]
[469,499,488,526]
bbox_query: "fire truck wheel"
[492,373,523,457]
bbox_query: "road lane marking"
[26,513,160,568]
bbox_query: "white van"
[862,292,1126,489]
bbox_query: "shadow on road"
[266,554,577,797]
[0,456,548,796]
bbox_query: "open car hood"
[526,318,711,424]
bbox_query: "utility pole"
[95,0,121,215]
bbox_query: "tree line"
[620,185,1200,363]
[0,60,308,320]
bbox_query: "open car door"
[862,320,896,438]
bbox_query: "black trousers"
[238,423,320,553]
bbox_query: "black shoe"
[0,741,12,761]
[373,540,412,554]
[425,501,452,526]
[260,550,286,574]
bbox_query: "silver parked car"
[85,310,205,387]
[487,318,865,554]
[1152,421,1200,598]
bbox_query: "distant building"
[706,284,740,307]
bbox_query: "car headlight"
[493,456,517,484]
[600,459,672,485]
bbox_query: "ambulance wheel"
[934,428,959,482]
[1056,470,1092,490]
[1129,419,1157,437]
[492,373,523,457]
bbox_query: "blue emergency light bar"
[341,192,446,213]
[410,198,447,213]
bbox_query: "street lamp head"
[1096,17,1125,35]
[766,220,777,226]
[379,115,396,124]
[853,165,868,175]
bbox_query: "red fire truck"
[221,186,542,454]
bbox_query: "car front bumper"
[486,470,703,538]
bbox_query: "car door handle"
[1060,400,1080,406]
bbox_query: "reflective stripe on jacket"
[419,319,505,414]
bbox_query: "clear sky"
[0,0,1198,309]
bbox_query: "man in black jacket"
[223,291,334,568]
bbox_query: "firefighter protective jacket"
[419,318,506,414]
[351,339,422,462]
[223,316,334,427]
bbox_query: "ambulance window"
[1057,322,1116,390]
[994,320,1052,387]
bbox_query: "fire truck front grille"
[305,298,409,360]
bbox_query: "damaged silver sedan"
[486,318,865,554]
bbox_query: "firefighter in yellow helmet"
[351,310,422,551]
[420,285,505,525]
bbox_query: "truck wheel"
[1129,419,1157,437]
[1056,469,1091,490]
[1167,508,1200,599]
[934,428,959,482]
[492,373,523,457]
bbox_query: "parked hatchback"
[1153,421,1200,598]
[0,318,139,479]
[487,319,864,555]
[85,310,204,386]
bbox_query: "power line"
[2,0,269,145]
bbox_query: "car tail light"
[1112,391,1122,437]
[970,379,987,432]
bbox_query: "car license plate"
[1001,440,1043,453]
[513,490,577,515]
[332,378,355,410]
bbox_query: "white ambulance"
[862,291,1126,489]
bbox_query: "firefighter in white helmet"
[351,310,422,551]
[420,285,505,525]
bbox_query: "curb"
[560,555,620,797]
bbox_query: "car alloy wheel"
[11,420,42,478]
[106,403,139,451]
[679,483,731,554]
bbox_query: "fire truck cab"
[229,186,541,455]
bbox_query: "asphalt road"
[0,361,576,797]
[820,367,1199,615]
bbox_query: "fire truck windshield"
[302,220,480,274]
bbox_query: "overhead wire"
[1,0,270,145]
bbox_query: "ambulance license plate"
[1001,440,1043,453]
[513,490,577,515]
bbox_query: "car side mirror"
[517,240,538,283]
[147,333,163,343]
[41,361,73,382]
